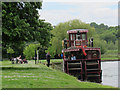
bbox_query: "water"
[101,61,118,87]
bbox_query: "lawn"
[101,50,118,59]
[101,57,118,60]
[1,60,116,88]
[40,59,62,64]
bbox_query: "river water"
[101,61,119,87]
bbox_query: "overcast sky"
[39,0,118,26]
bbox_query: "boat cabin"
[67,29,88,47]
[62,29,101,61]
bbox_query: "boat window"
[71,34,75,40]
[76,34,81,40]
[70,34,72,40]
[82,34,86,40]
[73,34,75,40]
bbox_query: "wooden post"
[37,50,39,63]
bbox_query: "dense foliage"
[7,47,14,54]
[23,43,40,59]
[2,2,53,57]
[90,22,118,50]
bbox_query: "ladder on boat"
[84,60,102,83]
[67,60,83,80]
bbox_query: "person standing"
[46,52,51,67]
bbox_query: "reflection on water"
[101,61,118,87]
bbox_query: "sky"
[39,0,119,26]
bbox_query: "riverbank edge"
[51,59,120,64]
[101,59,120,62]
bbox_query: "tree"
[7,47,14,54]
[114,40,118,50]
[7,47,15,59]
[2,2,53,57]
[90,22,98,28]
[100,31,116,43]
[23,43,41,60]
[107,41,117,50]
[90,22,118,45]
[94,39,107,54]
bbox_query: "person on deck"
[46,52,51,67]
[71,54,76,60]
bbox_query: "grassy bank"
[101,50,118,59]
[40,57,119,64]
[40,59,62,64]
[1,60,115,88]
[101,58,118,60]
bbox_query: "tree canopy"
[90,22,118,52]
[2,2,53,57]
[23,43,40,60]
[90,22,118,43]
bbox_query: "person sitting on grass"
[23,58,28,64]
[11,57,14,64]
[17,55,23,64]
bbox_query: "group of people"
[10,52,77,66]
[11,55,28,64]
[46,52,77,67]
[11,52,76,66]
[54,53,63,59]
[64,54,77,60]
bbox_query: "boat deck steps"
[68,63,81,65]
[87,75,100,77]
[69,68,81,70]
[87,69,100,71]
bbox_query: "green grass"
[101,50,118,59]
[1,60,116,88]
[40,59,62,64]
[101,58,118,60]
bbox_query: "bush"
[107,41,116,50]
[7,47,14,54]
[23,43,40,60]
[94,39,107,54]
